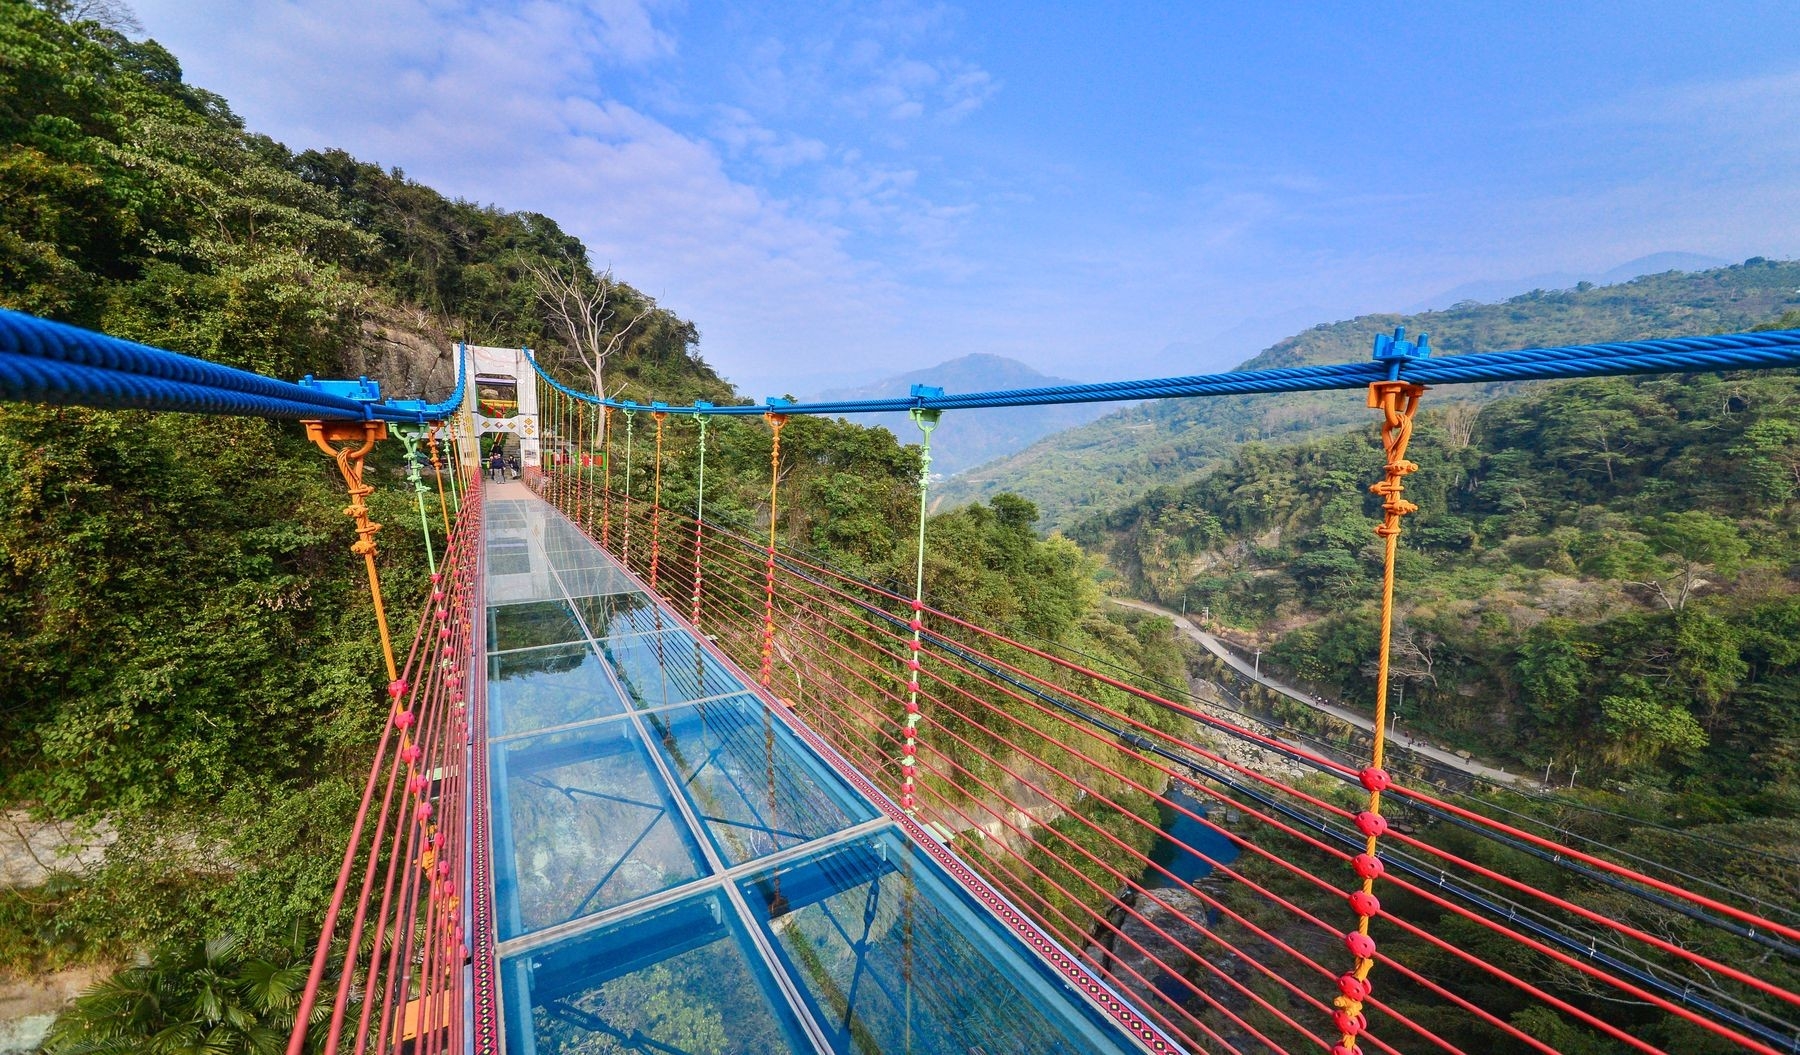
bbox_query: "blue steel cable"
[7,304,1800,419]
[520,324,1800,416]
[6,306,1797,420]
[0,309,462,422]
[411,339,467,419]
[0,353,372,420]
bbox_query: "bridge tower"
[466,344,542,467]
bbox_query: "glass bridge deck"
[482,496,1149,1055]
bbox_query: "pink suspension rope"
[539,482,1799,1055]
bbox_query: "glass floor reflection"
[483,496,1149,1055]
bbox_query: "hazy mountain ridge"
[808,353,1116,477]
[1407,251,1730,313]
[938,259,1800,530]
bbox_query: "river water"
[1145,785,1240,888]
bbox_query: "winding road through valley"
[1110,598,1520,784]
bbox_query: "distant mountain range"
[1406,251,1730,313]
[806,353,1116,478]
[1103,254,1730,384]
[938,258,1800,530]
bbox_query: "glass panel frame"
[643,695,879,866]
[487,641,628,739]
[501,890,814,1055]
[738,831,1140,1055]
[602,629,746,710]
[569,589,667,644]
[480,496,1144,1055]
[492,721,708,940]
[488,599,586,652]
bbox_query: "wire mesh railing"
[286,478,483,1055]
[533,470,1800,1055]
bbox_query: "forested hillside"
[1076,345,1800,813]
[0,8,1184,1035]
[943,262,1800,530]
[0,0,724,985]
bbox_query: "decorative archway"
[465,345,542,467]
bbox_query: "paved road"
[1110,598,1519,784]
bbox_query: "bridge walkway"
[477,488,1154,1055]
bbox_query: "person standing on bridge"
[489,447,504,481]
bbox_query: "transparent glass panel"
[545,546,611,576]
[488,537,534,576]
[487,542,563,604]
[492,722,707,940]
[489,600,585,652]
[570,590,665,644]
[501,891,812,1055]
[538,521,609,569]
[739,832,1138,1055]
[486,500,531,529]
[488,642,626,738]
[603,629,745,709]
[644,696,877,865]
[556,562,640,599]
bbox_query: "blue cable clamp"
[1372,327,1431,363]
[298,375,382,402]
[910,384,944,402]
[1372,327,1431,380]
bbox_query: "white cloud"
[834,49,997,124]
[711,107,829,172]
[130,1,1800,393]
[1573,69,1800,137]
[728,9,999,127]
[133,0,916,383]
[585,0,677,64]
[939,65,995,120]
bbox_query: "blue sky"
[132,0,1800,394]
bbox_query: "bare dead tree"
[1438,401,1480,450]
[1625,555,1720,612]
[1361,619,1440,692]
[39,0,142,33]
[1390,622,1440,687]
[525,256,656,404]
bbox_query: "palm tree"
[44,934,314,1055]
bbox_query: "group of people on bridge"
[487,449,519,481]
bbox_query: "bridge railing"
[283,480,483,1055]
[532,468,1800,1055]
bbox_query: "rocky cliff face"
[349,302,461,401]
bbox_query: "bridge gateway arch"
[465,344,542,469]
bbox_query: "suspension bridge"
[3,306,1799,1055]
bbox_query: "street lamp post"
[1253,648,1263,677]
